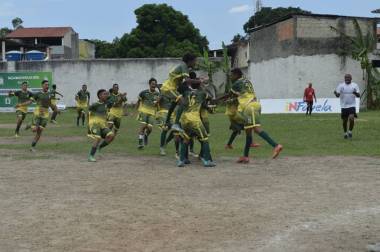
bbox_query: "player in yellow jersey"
[75,84,90,126]
[87,89,115,162]
[49,84,63,124]
[136,78,160,149]
[229,68,282,163]
[8,81,33,137]
[107,83,127,135]
[23,80,55,152]
[161,53,207,132]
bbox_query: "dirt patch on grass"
[0,153,379,251]
[0,136,86,145]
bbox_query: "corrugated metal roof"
[6,27,73,38]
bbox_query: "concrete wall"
[249,15,378,63]
[1,58,224,106]
[248,54,366,101]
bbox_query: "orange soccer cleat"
[250,143,260,148]
[237,156,250,164]
[225,144,234,150]
[272,144,283,159]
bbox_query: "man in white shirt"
[334,74,360,139]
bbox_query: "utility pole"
[255,0,262,13]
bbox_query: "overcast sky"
[0,0,379,49]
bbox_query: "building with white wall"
[248,13,379,104]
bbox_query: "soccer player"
[161,53,205,132]
[303,83,317,116]
[136,78,160,149]
[157,88,177,156]
[49,84,64,124]
[75,84,90,126]
[107,83,127,135]
[334,74,360,139]
[24,80,55,152]
[229,68,282,163]
[8,81,33,137]
[177,80,215,167]
[87,89,115,162]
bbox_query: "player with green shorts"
[229,68,283,163]
[49,84,63,124]
[87,89,115,162]
[136,78,160,149]
[177,82,215,168]
[75,84,90,126]
[23,80,55,151]
[161,53,206,132]
[107,83,127,135]
[8,81,33,137]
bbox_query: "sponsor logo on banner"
[285,99,333,113]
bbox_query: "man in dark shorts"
[334,74,360,139]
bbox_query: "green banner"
[0,72,53,112]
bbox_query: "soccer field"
[0,109,379,157]
[0,110,379,251]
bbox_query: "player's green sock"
[227,131,239,145]
[90,147,97,156]
[258,131,277,148]
[166,102,176,124]
[99,141,109,150]
[174,104,184,124]
[160,130,168,148]
[201,142,212,161]
[179,141,187,161]
[244,134,252,157]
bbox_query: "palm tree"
[330,19,380,108]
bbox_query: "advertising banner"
[260,98,360,114]
[0,72,53,112]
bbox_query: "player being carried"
[24,80,55,152]
[228,68,282,163]
[8,81,33,137]
[49,84,64,124]
[136,78,160,149]
[75,84,90,126]
[87,89,115,162]
[107,83,127,135]
[177,78,215,168]
[161,53,208,133]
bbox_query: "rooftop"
[6,27,73,38]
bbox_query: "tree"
[113,4,208,58]
[12,17,23,30]
[90,39,118,58]
[243,7,311,32]
[231,34,244,44]
[331,19,380,108]
[0,27,12,39]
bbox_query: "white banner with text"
[260,98,360,114]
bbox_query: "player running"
[75,84,90,126]
[8,81,33,137]
[136,78,160,149]
[229,68,282,163]
[24,80,55,152]
[107,83,127,135]
[177,80,215,168]
[87,89,115,162]
[161,53,206,132]
[49,84,64,124]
